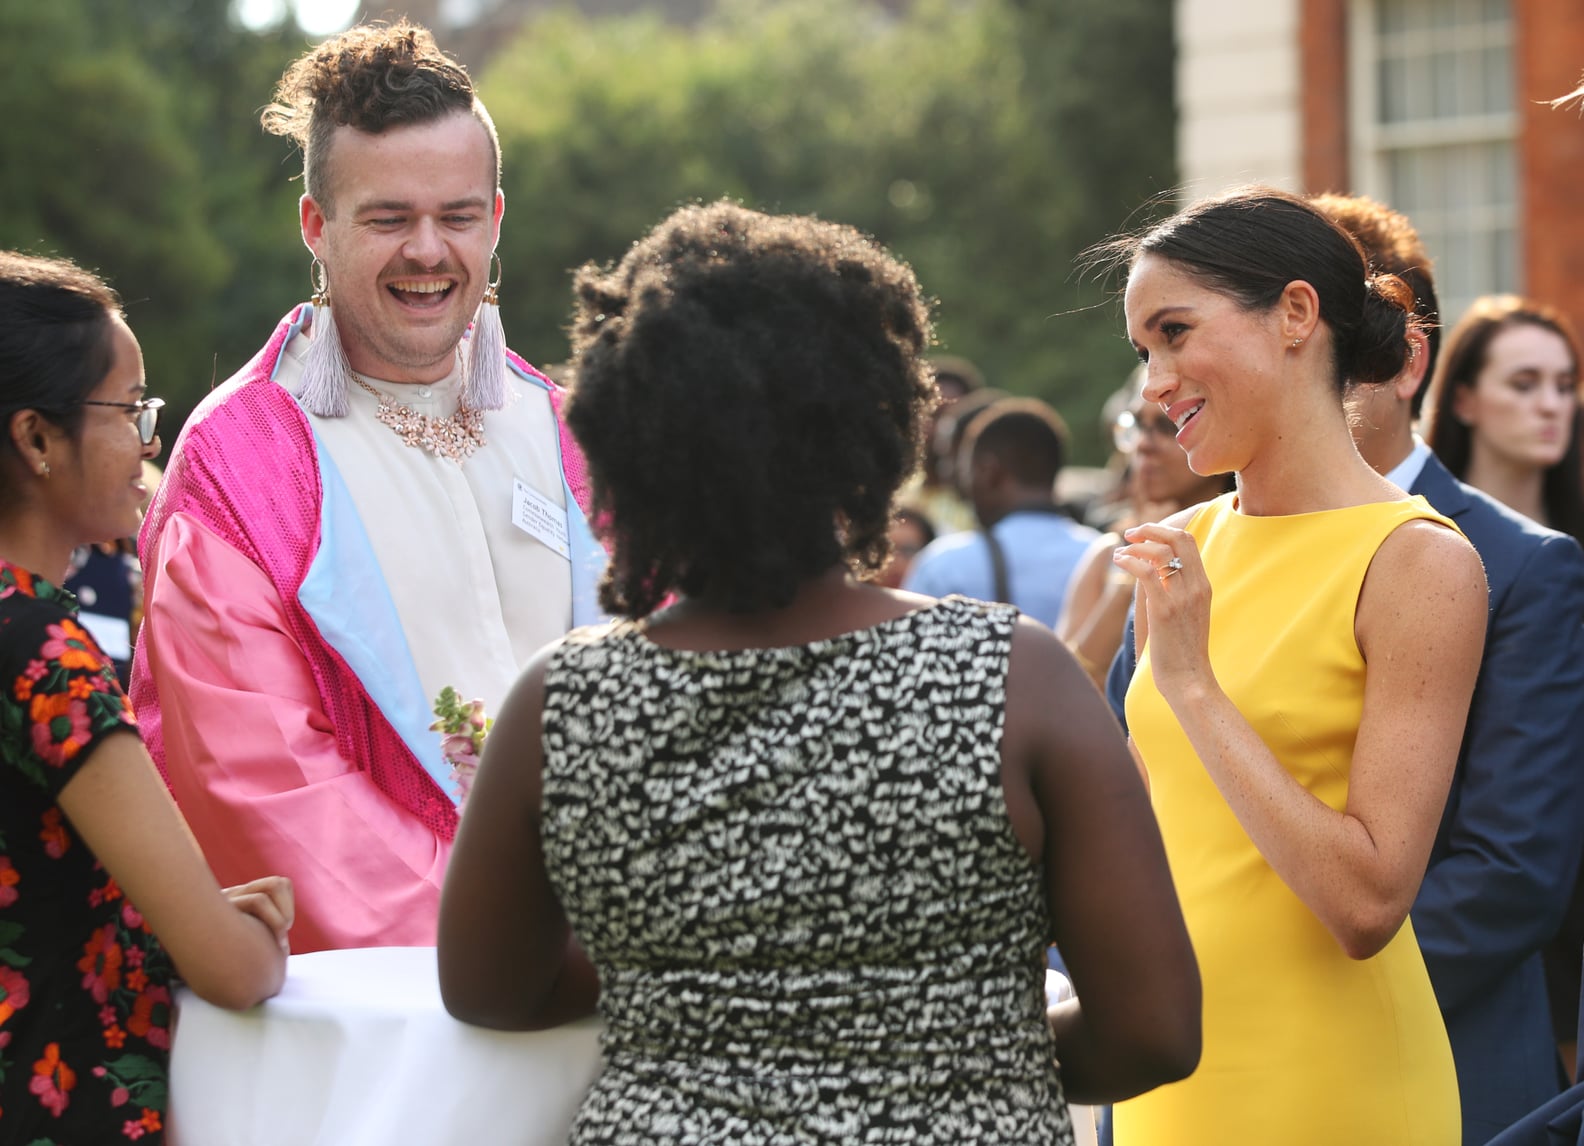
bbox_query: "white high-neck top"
[275,330,572,716]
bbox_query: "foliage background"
[0,0,1174,462]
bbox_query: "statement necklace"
[350,373,486,464]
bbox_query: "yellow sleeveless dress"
[1113,493,1461,1146]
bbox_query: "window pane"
[1402,0,1432,38]
[1379,0,1407,36]
[1434,49,1462,118]
[1483,43,1513,114]
[1491,140,1517,207]
[1366,0,1516,328]
[1404,52,1431,121]
[1493,226,1519,295]
[1443,231,1476,304]
[1445,146,1476,212]
[1386,151,1421,214]
[1380,55,1409,123]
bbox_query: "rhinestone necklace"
[349,373,486,463]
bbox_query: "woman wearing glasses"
[1055,369,1231,688]
[0,252,291,1143]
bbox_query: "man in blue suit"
[1106,194,1584,1145]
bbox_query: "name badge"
[512,477,571,560]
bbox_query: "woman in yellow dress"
[1104,188,1487,1146]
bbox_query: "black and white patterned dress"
[540,595,1075,1144]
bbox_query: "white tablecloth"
[169,946,602,1146]
[171,947,1095,1145]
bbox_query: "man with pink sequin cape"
[127,22,605,955]
[129,306,603,954]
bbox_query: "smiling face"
[301,111,503,384]
[1123,401,1217,506]
[54,316,160,545]
[1454,321,1578,475]
[1124,254,1288,478]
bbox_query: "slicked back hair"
[1310,192,1441,414]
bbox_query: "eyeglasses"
[1112,408,1176,453]
[79,397,165,446]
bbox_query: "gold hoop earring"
[310,257,330,307]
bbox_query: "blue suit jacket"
[1105,459,1584,1145]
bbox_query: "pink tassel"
[295,301,352,418]
[461,257,508,411]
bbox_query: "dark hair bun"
[1094,186,1422,391]
[1347,273,1414,385]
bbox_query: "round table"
[169,946,602,1145]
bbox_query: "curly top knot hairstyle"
[565,201,937,619]
[1091,186,1420,392]
[260,19,500,214]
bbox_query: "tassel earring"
[295,257,352,418]
[461,253,508,412]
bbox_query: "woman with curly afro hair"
[439,201,1200,1145]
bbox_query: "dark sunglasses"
[79,397,165,446]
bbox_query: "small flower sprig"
[430,686,492,808]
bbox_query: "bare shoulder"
[1359,516,1487,642]
[1005,615,1119,742]
[1374,516,1486,595]
[1009,611,1078,676]
[1005,615,1096,740]
[507,636,566,701]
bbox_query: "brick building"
[1176,0,1584,332]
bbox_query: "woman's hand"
[58,736,293,1008]
[1112,521,1214,701]
[224,875,295,954]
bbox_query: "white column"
[1175,0,1303,199]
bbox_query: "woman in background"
[1422,295,1583,543]
[1103,187,1485,1145]
[0,252,291,1143]
[440,201,1200,1144]
[1056,367,1231,688]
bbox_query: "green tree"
[0,0,1173,461]
[482,0,1174,461]
[0,0,309,431]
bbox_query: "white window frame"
[1346,0,1521,325]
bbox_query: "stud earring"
[38,463,49,477]
[1292,337,1304,348]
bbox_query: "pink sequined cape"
[130,306,594,846]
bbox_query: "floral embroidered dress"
[0,558,172,1144]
